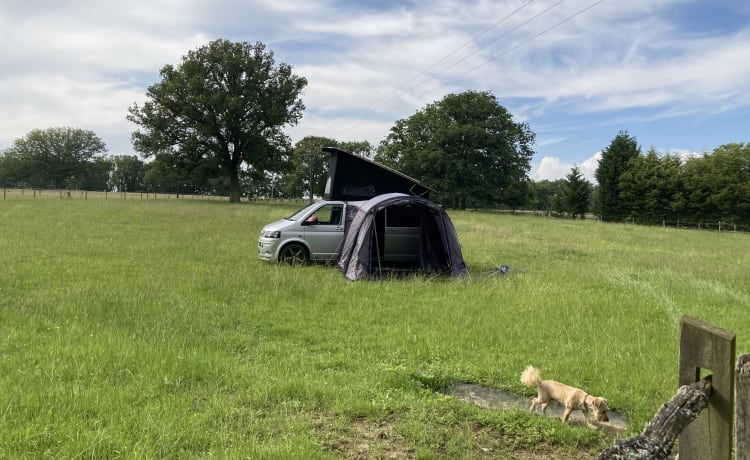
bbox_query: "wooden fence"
[599,316,747,459]
[738,354,749,460]
[1,188,225,201]
[1,187,308,205]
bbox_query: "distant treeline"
[2,128,749,228]
[528,134,750,226]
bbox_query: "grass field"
[1,199,747,458]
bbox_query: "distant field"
[0,187,309,204]
[1,199,747,458]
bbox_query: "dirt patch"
[445,383,629,434]
[315,414,413,459]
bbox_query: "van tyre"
[279,243,308,266]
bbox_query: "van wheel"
[279,243,308,266]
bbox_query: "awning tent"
[337,193,469,280]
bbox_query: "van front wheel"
[279,243,308,266]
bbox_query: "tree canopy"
[128,39,307,202]
[681,143,750,223]
[286,136,337,201]
[618,147,682,223]
[0,127,109,189]
[376,90,535,209]
[284,138,375,201]
[110,155,147,193]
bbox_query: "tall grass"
[1,199,748,458]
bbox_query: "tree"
[0,127,108,189]
[595,131,640,221]
[128,39,307,202]
[682,143,750,223]
[286,136,337,201]
[706,143,750,223]
[110,155,146,192]
[0,149,24,187]
[560,165,592,218]
[376,90,535,209]
[143,150,227,195]
[619,147,683,223]
[283,138,375,201]
[338,141,374,158]
[81,157,114,191]
[529,179,565,213]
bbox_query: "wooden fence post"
[738,354,750,460]
[678,316,736,460]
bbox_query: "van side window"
[312,204,343,225]
[386,205,421,227]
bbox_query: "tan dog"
[520,365,609,426]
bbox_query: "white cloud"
[580,152,602,182]
[531,151,600,183]
[1,0,749,164]
[532,156,568,182]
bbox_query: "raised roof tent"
[322,147,434,201]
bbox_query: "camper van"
[257,148,468,279]
[257,199,420,265]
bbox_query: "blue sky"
[2,0,749,182]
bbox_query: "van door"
[302,203,345,261]
[383,205,421,262]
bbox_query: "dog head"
[589,397,609,422]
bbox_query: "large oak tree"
[128,39,307,202]
[376,91,535,209]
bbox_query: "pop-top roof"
[322,147,433,201]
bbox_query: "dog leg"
[581,407,597,428]
[561,406,573,423]
[529,398,538,413]
[541,402,549,415]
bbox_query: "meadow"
[1,198,747,458]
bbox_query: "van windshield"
[285,203,319,221]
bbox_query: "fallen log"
[597,376,712,460]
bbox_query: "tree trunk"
[597,377,712,460]
[228,164,241,203]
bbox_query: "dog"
[520,365,609,427]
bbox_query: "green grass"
[1,199,748,458]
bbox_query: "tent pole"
[373,221,382,277]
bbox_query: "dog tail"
[520,365,542,387]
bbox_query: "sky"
[2,0,749,182]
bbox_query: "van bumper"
[257,239,278,262]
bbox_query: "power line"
[320,0,606,142]
[318,0,539,137]
[404,0,566,97]
[422,0,606,97]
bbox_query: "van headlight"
[262,230,280,238]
